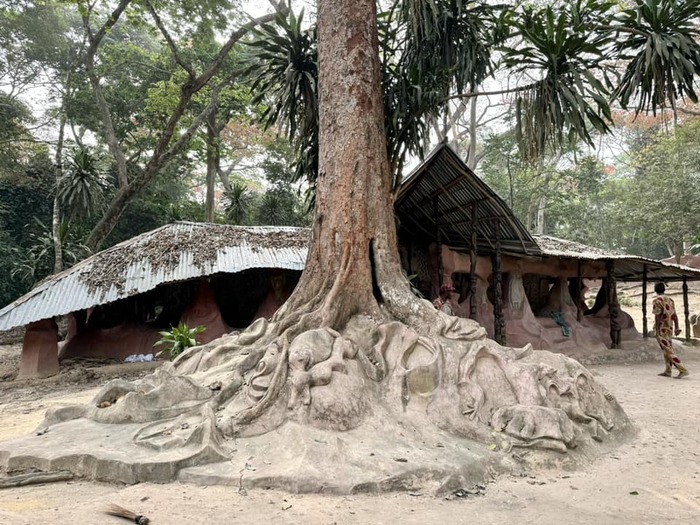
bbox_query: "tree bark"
[205,112,218,222]
[278,0,424,335]
[52,107,66,274]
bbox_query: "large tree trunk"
[52,94,68,274]
[278,0,425,335]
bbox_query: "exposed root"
[230,340,289,429]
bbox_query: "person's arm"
[672,312,681,335]
[652,298,662,331]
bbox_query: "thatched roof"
[0,222,309,332]
[394,143,542,257]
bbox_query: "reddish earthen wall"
[18,318,59,379]
[180,280,231,344]
[436,245,642,353]
[60,323,162,360]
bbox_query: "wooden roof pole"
[683,276,690,341]
[606,260,621,348]
[492,219,505,345]
[434,196,443,292]
[576,260,583,322]
[642,265,648,338]
[469,202,478,319]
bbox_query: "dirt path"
[0,349,698,524]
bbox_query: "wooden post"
[433,196,443,291]
[642,265,648,338]
[469,203,478,319]
[683,276,690,341]
[606,260,621,348]
[492,219,505,345]
[576,260,583,322]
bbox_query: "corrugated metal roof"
[534,235,700,282]
[394,143,542,257]
[0,222,310,332]
[534,235,637,259]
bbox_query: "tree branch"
[84,0,132,59]
[678,106,700,117]
[143,0,197,80]
[81,0,132,189]
[441,82,538,104]
[85,5,289,250]
[193,9,285,92]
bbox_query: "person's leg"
[670,346,689,377]
[657,336,673,376]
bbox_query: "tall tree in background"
[624,119,700,260]
[74,0,287,251]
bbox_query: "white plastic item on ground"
[124,353,155,363]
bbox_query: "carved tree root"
[0,470,74,489]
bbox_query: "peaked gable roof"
[394,143,541,257]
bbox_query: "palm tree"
[57,146,109,218]
[255,191,291,226]
[224,181,254,225]
[246,0,700,181]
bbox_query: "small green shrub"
[154,322,206,360]
[618,295,637,308]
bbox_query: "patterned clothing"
[433,297,454,316]
[652,294,688,375]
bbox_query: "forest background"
[2,0,700,310]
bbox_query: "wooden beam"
[434,196,443,290]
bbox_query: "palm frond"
[500,0,616,161]
[612,0,700,115]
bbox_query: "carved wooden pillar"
[492,219,505,345]
[642,265,648,338]
[576,260,583,322]
[683,276,690,341]
[606,260,621,348]
[469,203,478,319]
[433,196,443,290]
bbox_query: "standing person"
[652,282,689,378]
[433,283,456,315]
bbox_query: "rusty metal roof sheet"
[394,143,542,257]
[0,222,310,331]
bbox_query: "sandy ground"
[0,343,699,525]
